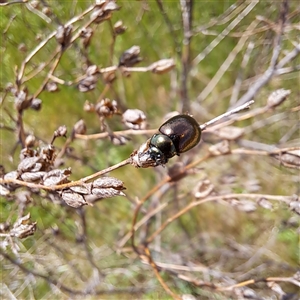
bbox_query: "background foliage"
[0,0,299,299]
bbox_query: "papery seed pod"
[103,1,119,12]
[25,135,36,148]
[110,135,128,146]
[18,43,27,53]
[95,0,106,7]
[91,187,126,198]
[10,213,37,239]
[70,184,92,195]
[78,75,98,92]
[0,221,10,232]
[45,82,59,92]
[122,109,147,130]
[83,100,95,112]
[149,59,175,74]
[43,169,71,186]
[267,89,291,108]
[21,171,46,182]
[15,89,31,112]
[73,119,86,135]
[93,177,125,190]
[194,180,214,199]
[95,98,118,117]
[17,157,40,173]
[274,150,300,169]
[114,20,126,35]
[119,46,142,67]
[30,98,42,111]
[80,27,93,48]
[31,0,39,9]
[42,6,52,16]
[0,185,10,196]
[54,125,67,138]
[86,65,99,76]
[55,25,73,48]
[61,191,87,208]
[257,198,273,210]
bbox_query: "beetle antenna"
[199,100,254,131]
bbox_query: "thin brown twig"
[0,158,131,191]
[146,192,294,245]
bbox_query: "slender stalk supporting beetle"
[131,100,254,168]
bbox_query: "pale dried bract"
[122,109,147,130]
[149,59,175,74]
[61,191,87,208]
[10,213,37,239]
[43,168,71,186]
[119,46,142,67]
[73,119,87,135]
[267,88,291,108]
[274,150,300,169]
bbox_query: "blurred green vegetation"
[1,1,299,299]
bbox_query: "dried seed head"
[267,89,291,108]
[45,82,59,92]
[92,177,125,190]
[114,20,127,34]
[17,156,41,173]
[61,190,87,208]
[20,171,46,183]
[80,27,94,48]
[78,75,98,92]
[55,25,73,48]
[257,198,273,210]
[73,119,86,135]
[194,179,214,199]
[42,6,52,16]
[119,46,142,67]
[90,2,118,24]
[229,198,257,213]
[122,109,147,130]
[18,43,27,53]
[14,88,31,112]
[30,98,42,111]
[10,213,37,239]
[43,168,71,186]
[83,103,94,115]
[110,135,128,146]
[274,150,300,169]
[30,0,39,9]
[86,65,99,76]
[149,59,175,74]
[95,98,118,117]
[25,134,36,148]
[54,125,67,138]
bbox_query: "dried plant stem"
[0,159,131,191]
[197,19,259,102]
[193,1,258,66]
[200,100,254,130]
[146,193,293,244]
[16,4,97,84]
[144,247,181,300]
